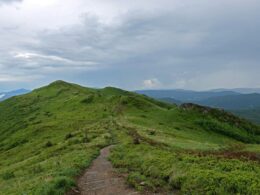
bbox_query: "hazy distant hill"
[136,89,239,102]
[0,89,30,101]
[210,88,260,94]
[197,93,260,110]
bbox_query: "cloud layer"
[0,0,22,4]
[0,0,259,91]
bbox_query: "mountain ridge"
[136,89,241,102]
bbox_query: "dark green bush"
[148,129,156,136]
[81,95,94,104]
[6,139,28,150]
[34,176,75,195]
[65,133,73,140]
[45,141,53,147]
[2,171,15,180]
[127,172,147,191]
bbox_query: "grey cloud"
[0,0,22,5]
[13,52,97,69]
[1,0,260,90]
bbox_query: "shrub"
[127,172,147,191]
[133,137,140,145]
[7,139,28,150]
[81,95,94,104]
[34,176,75,195]
[81,133,90,143]
[148,129,156,136]
[44,111,52,117]
[65,133,73,140]
[67,138,81,145]
[45,141,53,147]
[2,171,15,180]
[140,114,147,118]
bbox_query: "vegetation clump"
[65,133,74,140]
[45,141,53,147]
[81,94,94,104]
[2,171,15,180]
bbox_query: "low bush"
[81,95,94,104]
[2,171,15,180]
[45,141,53,147]
[65,133,74,140]
[6,139,28,150]
[34,176,75,195]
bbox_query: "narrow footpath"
[68,146,140,195]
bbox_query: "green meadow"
[0,81,259,194]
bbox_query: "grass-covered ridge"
[0,80,259,194]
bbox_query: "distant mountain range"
[210,88,260,94]
[0,89,30,101]
[197,93,260,110]
[136,89,260,124]
[136,89,240,102]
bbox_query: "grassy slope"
[0,81,116,194]
[0,81,259,194]
[110,102,260,194]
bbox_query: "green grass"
[110,143,260,194]
[108,101,260,194]
[0,81,115,194]
[0,80,259,194]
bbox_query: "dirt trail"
[68,146,140,195]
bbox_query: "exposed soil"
[186,150,260,162]
[67,146,141,195]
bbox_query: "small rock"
[140,181,146,186]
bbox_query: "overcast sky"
[0,0,259,91]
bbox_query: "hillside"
[139,90,260,124]
[158,97,182,105]
[0,81,260,194]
